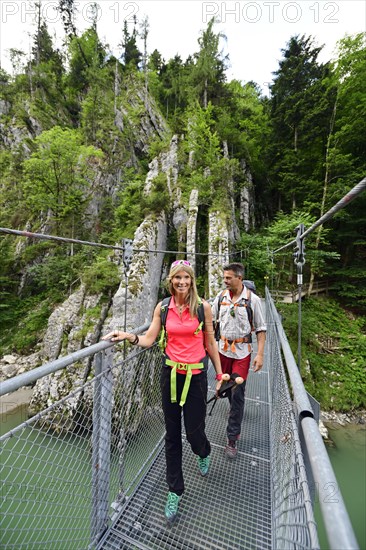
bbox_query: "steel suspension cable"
[271,176,365,372]
[2,177,364,259]
[0,227,231,258]
[273,176,366,254]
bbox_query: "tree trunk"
[308,96,338,296]
[203,79,208,109]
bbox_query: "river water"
[1,405,365,549]
[315,423,366,550]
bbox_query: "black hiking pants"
[160,363,211,496]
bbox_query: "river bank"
[0,387,34,411]
[2,384,366,430]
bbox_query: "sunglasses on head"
[171,259,191,267]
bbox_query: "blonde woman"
[103,260,223,523]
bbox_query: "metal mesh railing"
[1,294,358,549]
[1,344,165,549]
[265,290,358,550]
[266,305,319,549]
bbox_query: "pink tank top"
[165,297,206,374]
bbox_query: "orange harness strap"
[220,335,252,353]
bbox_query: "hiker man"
[212,262,266,458]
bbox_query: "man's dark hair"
[223,262,245,279]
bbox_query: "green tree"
[190,18,228,108]
[185,102,220,169]
[22,126,103,235]
[121,18,142,69]
[269,35,334,212]
[160,55,196,126]
[65,27,106,96]
[320,34,366,311]
[28,13,65,113]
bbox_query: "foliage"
[143,173,170,214]
[237,210,339,290]
[277,297,366,411]
[0,295,52,354]
[65,27,106,96]
[82,256,120,294]
[23,252,81,300]
[121,18,142,69]
[184,102,220,168]
[268,35,336,213]
[22,126,103,234]
[114,177,145,238]
[190,18,228,108]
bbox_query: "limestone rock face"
[41,286,87,362]
[240,160,255,232]
[208,211,229,297]
[154,135,188,248]
[107,212,167,334]
[0,352,41,383]
[0,99,11,115]
[0,122,32,153]
[29,286,108,412]
[187,190,199,270]
[117,88,168,155]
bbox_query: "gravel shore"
[0,387,33,414]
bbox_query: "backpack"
[244,279,256,294]
[214,286,253,341]
[159,296,205,351]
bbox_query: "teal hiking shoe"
[197,454,210,477]
[164,491,180,522]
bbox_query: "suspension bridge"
[0,178,365,549]
[0,289,359,550]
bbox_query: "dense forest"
[0,4,365,410]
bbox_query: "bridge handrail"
[266,287,359,550]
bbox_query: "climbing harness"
[165,359,205,406]
[214,288,253,348]
[220,335,252,353]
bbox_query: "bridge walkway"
[97,338,271,550]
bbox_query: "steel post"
[91,348,114,546]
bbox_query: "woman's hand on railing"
[102,331,138,344]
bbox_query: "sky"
[0,0,365,94]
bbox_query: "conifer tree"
[190,18,228,108]
[121,18,142,69]
[269,35,333,212]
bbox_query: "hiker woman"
[102,259,223,522]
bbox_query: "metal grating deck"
[98,343,271,550]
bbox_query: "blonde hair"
[166,264,200,318]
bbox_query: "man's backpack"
[214,285,254,341]
[159,296,205,351]
[243,279,256,294]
